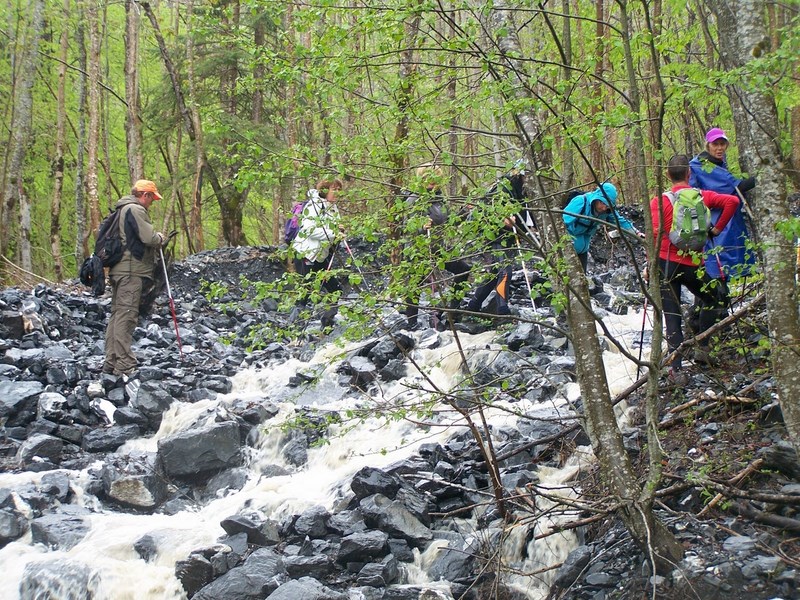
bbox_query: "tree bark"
[50,0,70,281]
[184,0,204,251]
[388,3,422,267]
[74,2,88,263]
[1,0,45,276]
[86,0,101,235]
[124,0,144,181]
[707,0,800,456]
[142,1,243,247]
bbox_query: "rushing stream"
[0,307,647,600]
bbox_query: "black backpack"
[94,208,125,268]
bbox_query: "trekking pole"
[512,225,537,309]
[159,246,184,360]
[636,298,648,379]
[341,238,366,282]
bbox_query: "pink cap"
[705,127,728,144]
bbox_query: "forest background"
[3,0,800,284]
[4,0,800,574]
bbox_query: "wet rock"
[351,466,402,500]
[0,505,28,546]
[327,510,367,536]
[294,505,330,538]
[367,335,414,369]
[158,420,242,478]
[0,380,43,422]
[758,442,800,480]
[30,509,91,550]
[129,380,174,426]
[723,535,755,554]
[205,467,248,498]
[193,547,285,600]
[283,554,331,579]
[176,553,214,598]
[19,559,100,600]
[553,545,592,589]
[357,555,399,587]
[82,424,141,453]
[134,534,159,562]
[380,359,407,382]
[220,513,280,546]
[268,576,345,600]
[17,433,63,467]
[427,539,476,582]
[282,436,309,467]
[101,453,167,510]
[359,494,432,547]
[337,530,389,563]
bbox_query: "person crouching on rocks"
[290,178,344,329]
[563,182,644,273]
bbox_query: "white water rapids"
[0,307,650,600]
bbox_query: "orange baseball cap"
[133,180,162,200]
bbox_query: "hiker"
[103,180,166,377]
[290,178,344,329]
[402,163,470,329]
[651,155,739,380]
[466,161,536,317]
[563,182,643,272]
[689,127,757,318]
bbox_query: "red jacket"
[650,183,739,266]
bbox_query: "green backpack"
[664,188,711,252]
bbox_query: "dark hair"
[317,178,343,198]
[667,154,691,182]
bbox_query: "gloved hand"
[708,226,721,239]
[739,177,756,193]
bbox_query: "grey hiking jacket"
[109,196,163,278]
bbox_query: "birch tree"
[1,0,45,276]
[706,0,800,456]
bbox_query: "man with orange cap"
[103,180,166,376]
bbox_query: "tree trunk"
[50,0,70,281]
[74,3,88,263]
[708,0,800,456]
[143,1,241,246]
[86,0,101,235]
[387,3,422,266]
[185,0,204,251]
[489,0,684,573]
[124,0,144,181]
[1,0,45,276]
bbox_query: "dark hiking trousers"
[105,274,146,375]
[658,258,718,370]
[405,259,470,328]
[293,256,342,327]
[468,264,513,315]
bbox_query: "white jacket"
[292,189,340,263]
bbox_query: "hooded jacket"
[562,183,635,255]
[292,189,340,264]
[689,152,756,278]
[109,196,163,279]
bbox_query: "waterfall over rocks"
[4,244,791,600]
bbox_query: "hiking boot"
[102,363,115,375]
[667,368,690,387]
[693,347,717,366]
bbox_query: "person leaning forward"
[103,180,165,377]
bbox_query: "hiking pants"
[405,259,470,327]
[469,264,513,314]
[105,274,146,374]
[658,259,717,369]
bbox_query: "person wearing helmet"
[562,182,643,272]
